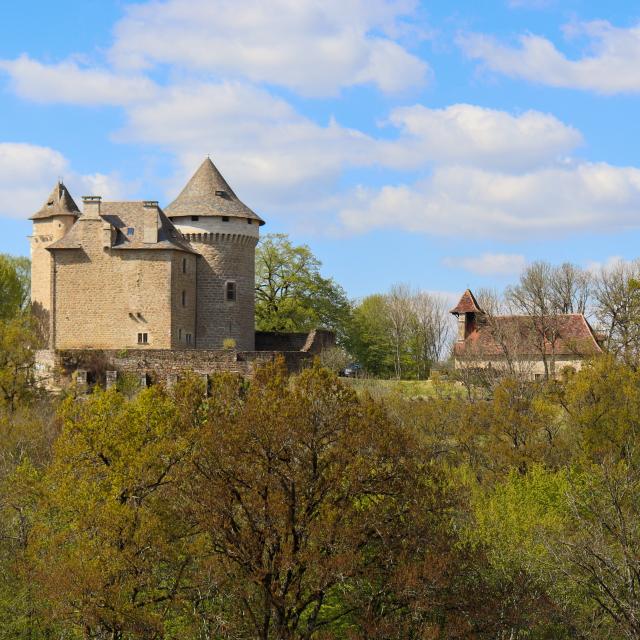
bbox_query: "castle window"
[179,328,182,341]
[191,216,199,221]
[225,281,236,302]
[181,290,186,306]
[222,216,229,222]
[182,257,187,273]
[127,227,134,236]
[186,333,192,345]
[137,332,148,344]
[247,219,252,225]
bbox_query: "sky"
[1,0,640,302]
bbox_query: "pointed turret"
[165,157,264,225]
[450,289,483,316]
[29,181,80,220]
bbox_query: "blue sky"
[2,0,640,301]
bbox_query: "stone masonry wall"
[188,234,257,351]
[53,218,176,349]
[170,251,197,349]
[38,348,312,388]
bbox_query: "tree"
[592,260,640,365]
[28,381,205,639]
[255,234,351,339]
[0,316,40,412]
[348,286,451,379]
[183,361,456,640]
[347,294,395,377]
[0,254,29,321]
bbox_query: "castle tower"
[165,158,264,350]
[29,182,80,344]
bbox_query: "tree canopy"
[255,234,351,340]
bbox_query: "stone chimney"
[82,196,102,219]
[143,201,159,244]
[102,221,115,248]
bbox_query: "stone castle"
[31,158,332,386]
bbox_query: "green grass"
[342,377,464,399]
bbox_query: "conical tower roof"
[450,289,484,315]
[165,157,264,225]
[30,181,80,220]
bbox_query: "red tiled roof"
[450,289,483,314]
[455,314,603,359]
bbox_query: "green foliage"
[0,254,29,320]
[6,355,640,638]
[0,315,40,411]
[255,234,352,339]
[472,464,571,575]
[347,294,395,377]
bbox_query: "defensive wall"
[35,329,336,390]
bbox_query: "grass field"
[341,377,465,399]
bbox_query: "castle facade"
[30,158,263,353]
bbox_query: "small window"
[222,216,229,222]
[127,227,134,236]
[186,333,192,345]
[191,216,199,221]
[182,257,187,273]
[247,218,252,225]
[137,332,148,344]
[226,281,236,302]
[181,290,186,306]
[178,328,182,341]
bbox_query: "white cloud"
[117,81,376,206]
[0,55,157,106]
[339,163,640,240]
[460,21,640,94]
[443,253,526,276]
[585,255,626,274]
[381,103,581,171]
[109,0,429,96]
[0,143,123,219]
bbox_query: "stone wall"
[185,234,257,351]
[255,329,336,354]
[52,218,179,350]
[37,347,313,389]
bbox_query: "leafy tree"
[183,361,467,639]
[347,294,395,377]
[0,316,40,412]
[28,380,205,638]
[348,287,451,379]
[255,234,351,339]
[0,254,29,320]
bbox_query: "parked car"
[340,363,362,378]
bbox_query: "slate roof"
[30,182,80,220]
[165,157,265,225]
[450,289,483,315]
[454,313,603,359]
[47,201,196,254]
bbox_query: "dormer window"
[215,190,226,197]
[127,228,134,236]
